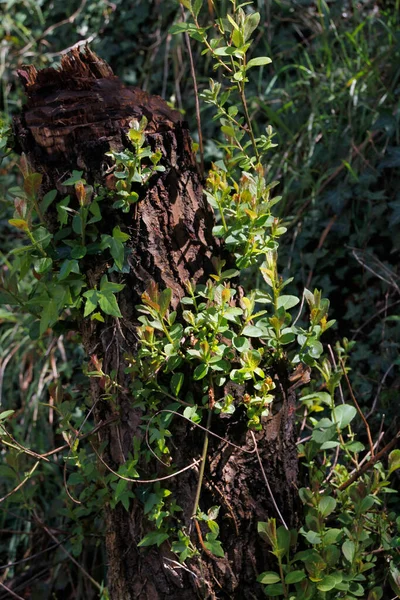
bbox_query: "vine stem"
[191,376,215,519]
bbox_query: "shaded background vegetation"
[0,0,399,597]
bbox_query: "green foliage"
[0,0,399,598]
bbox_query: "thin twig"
[147,409,257,455]
[366,362,396,420]
[250,431,288,530]
[0,581,25,600]
[37,516,101,592]
[337,429,400,492]
[0,538,71,571]
[351,299,400,340]
[0,461,39,504]
[92,443,201,484]
[17,0,87,56]
[338,356,374,457]
[181,5,204,178]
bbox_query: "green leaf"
[263,583,284,596]
[40,189,57,212]
[285,570,306,584]
[58,259,80,281]
[221,125,236,138]
[323,529,342,544]
[367,587,383,600]
[71,245,87,259]
[243,12,260,41]
[171,373,184,396]
[246,56,272,69]
[302,530,322,545]
[57,197,70,225]
[0,410,15,421]
[40,298,59,335]
[193,363,209,380]
[98,292,123,318]
[34,257,52,274]
[83,290,100,317]
[232,336,250,352]
[159,288,172,318]
[138,531,169,547]
[112,226,130,243]
[72,213,83,236]
[169,22,196,35]
[183,405,200,423]
[204,537,224,558]
[317,574,339,592]
[301,392,332,406]
[193,0,203,18]
[308,339,323,358]
[24,172,42,198]
[277,295,299,309]
[331,404,357,429]
[91,312,105,322]
[342,539,355,563]
[63,170,84,185]
[257,572,281,584]
[99,276,125,294]
[318,496,336,517]
[242,325,264,337]
[388,449,400,475]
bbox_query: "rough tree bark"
[14,47,299,599]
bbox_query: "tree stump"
[13,47,299,599]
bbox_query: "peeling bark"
[14,47,299,599]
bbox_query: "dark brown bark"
[14,47,299,599]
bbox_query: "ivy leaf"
[107,226,130,270]
[98,291,123,318]
[99,276,125,294]
[83,289,100,317]
[138,531,169,547]
[58,259,80,281]
[204,535,224,558]
[63,170,84,186]
[57,197,71,225]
